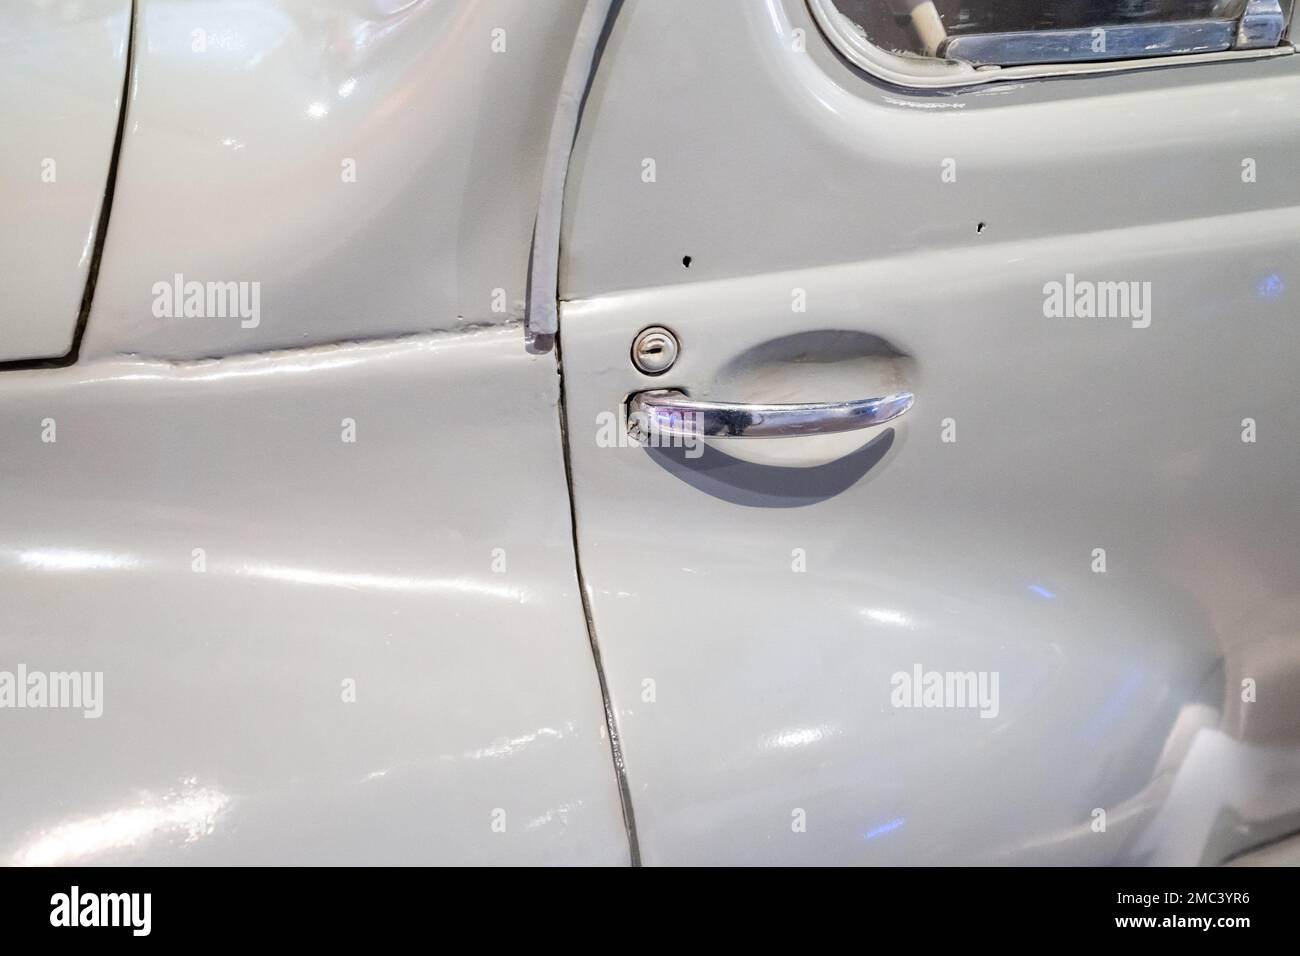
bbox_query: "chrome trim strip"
[943,21,1235,67]
[527,0,617,341]
[1237,0,1286,48]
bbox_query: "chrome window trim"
[807,0,1294,90]
[943,20,1237,67]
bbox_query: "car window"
[820,0,1292,76]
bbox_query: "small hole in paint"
[682,255,692,268]
[976,222,986,235]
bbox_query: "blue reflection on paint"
[863,817,906,840]
[1027,584,1056,600]
[1078,669,1145,747]
[1257,273,1284,299]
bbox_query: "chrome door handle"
[627,389,914,439]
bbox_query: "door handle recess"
[626,389,914,439]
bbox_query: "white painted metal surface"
[0,1,130,362]
[0,328,627,865]
[559,0,1300,864]
[0,1,629,866]
[4,0,1297,868]
[82,0,587,360]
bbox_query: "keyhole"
[631,326,679,374]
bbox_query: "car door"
[557,0,1300,864]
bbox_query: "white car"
[1,0,1298,868]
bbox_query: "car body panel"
[0,0,629,866]
[557,0,1300,864]
[82,0,586,361]
[0,1,130,362]
[0,327,628,865]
